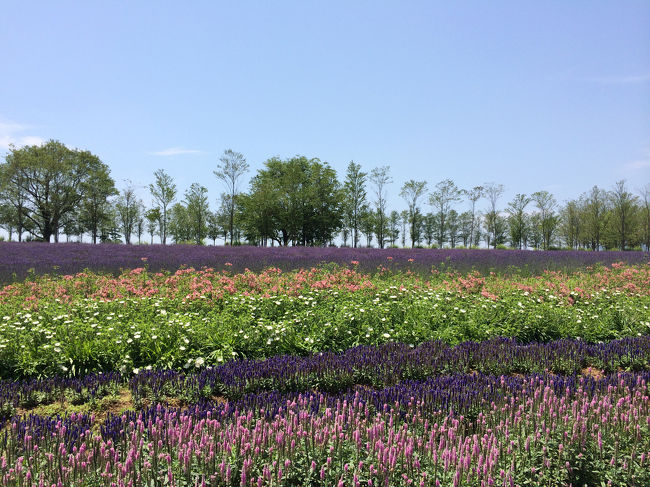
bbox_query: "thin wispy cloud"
[573,73,650,84]
[151,147,205,156]
[0,119,44,150]
[625,159,650,170]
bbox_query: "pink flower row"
[2,375,649,486]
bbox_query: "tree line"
[0,139,647,251]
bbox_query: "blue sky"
[1,1,649,215]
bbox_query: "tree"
[149,169,176,245]
[400,210,408,247]
[341,225,350,247]
[79,164,118,243]
[484,213,507,248]
[581,186,609,251]
[207,210,221,245]
[528,214,543,250]
[184,183,210,245]
[400,180,428,248]
[608,180,638,250]
[506,194,530,249]
[214,149,249,245]
[1,140,111,242]
[458,211,473,247]
[423,213,436,247]
[429,179,462,248]
[388,210,401,247]
[239,156,343,246]
[369,166,392,249]
[639,184,650,251]
[99,202,120,243]
[0,203,15,240]
[135,212,145,244]
[116,183,142,245]
[144,208,161,244]
[465,186,483,248]
[447,209,460,248]
[359,209,376,247]
[483,183,504,248]
[61,209,82,242]
[343,161,368,248]
[559,200,581,250]
[168,203,191,243]
[531,190,558,250]
[411,209,425,246]
[0,164,30,241]
[217,194,237,244]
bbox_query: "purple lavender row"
[2,241,648,281]
[2,373,649,486]
[2,337,649,418]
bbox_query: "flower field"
[1,242,648,282]
[1,252,650,485]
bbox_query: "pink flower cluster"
[1,375,649,486]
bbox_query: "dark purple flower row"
[2,336,648,420]
[1,241,648,281]
[8,371,650,454]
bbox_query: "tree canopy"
[239,156,343,246]
[1,140,112,242]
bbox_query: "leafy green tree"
[559,200,581,250]
[99,202,120,243]
[483,183,504,248]
[580,186,609,251]
[0,200,34,241]
[388,210,401,247]
[79,164,118,243]
[207,210,221,245]
[484,212,507,248]
[458,211,473,247]
[0,203,15,240]
[465,186,483,248]
[61,209,82,242]
[1,140,111,242]
[239,156,343,246]
[400,210,408,247]
[410,208,424,246]
[185,183,210,245]
[116,183,143,245]
[144,208,161,244]
[528,213,543,250]
[423,213,436,247]
[168,203,191,243]
[369,166,392,248]
[340,224,350,247]
[447,209,460,248]
[149,169,176,245]
[217,194,236,243]
[429,179,462,248]
[135,213,145,244]
[343,161,367,248]
[214,149,249,245]
[531,190,558,250]
[639,184,650,251]
[506,194,530,249]
[606,180,638,250]
[359,209,376,247]
[400,179,428,248]
[0,165,30,241]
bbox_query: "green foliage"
[239,156,344,246]
[2,271,650,378]
[1,140,113,242]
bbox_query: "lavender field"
[2,248,650,485]
[1,241,648,282]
